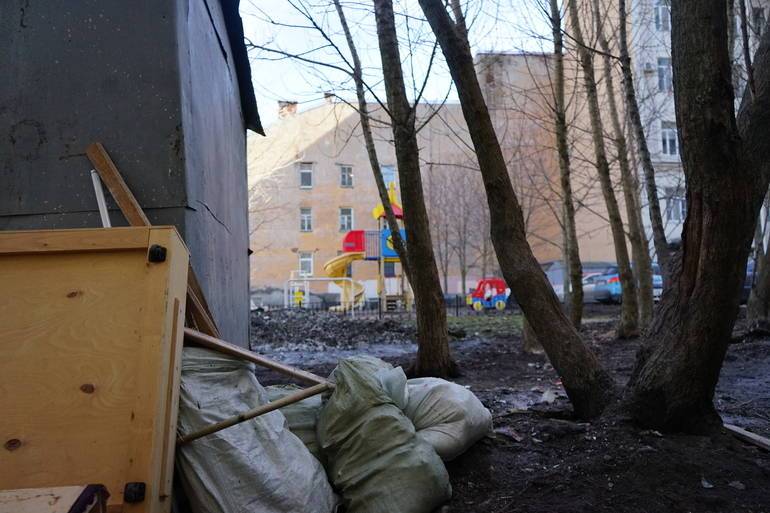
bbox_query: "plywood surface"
[0,227,188,513]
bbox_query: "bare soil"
[252,305,770,513]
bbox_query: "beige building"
[247,53,613,303]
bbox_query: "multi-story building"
[630,0,768,246]
[247,53,605,302]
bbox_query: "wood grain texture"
[0,227,149,254]
[86,143,150,226]
[0,486,108,513]
[85,142,219,338]
[0,227,188,513]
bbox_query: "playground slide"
[323,252,366,309]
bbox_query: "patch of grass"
[447,313,523,339]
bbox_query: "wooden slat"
[0,486,109,513]
[724,423,770,451]
[183,328,331,386]
[0,227,149,255]
[85,142,220,337]
[86,142,150,226]
[176,383,331,446]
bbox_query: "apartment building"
[247,54,585,300]
[631,0,768,245]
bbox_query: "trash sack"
[404,378,492,461]
[317,356,451,513]
[176,347,337,513]
[265,384,324,462]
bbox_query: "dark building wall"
[176,0,250,346]
[0,0,251,346]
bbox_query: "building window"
[384,261,396,278]
[661,121,678,156]
[654,0,671,31]
[339,207,353,232]
[300,207,312,232]
[299,162,313,188]
[340,164,353,187]
[381,165,396,186]
[665,187,686,222]
[753,7,766,37]
[298,252,313,277]
[657,58,673,92]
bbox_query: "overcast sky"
[240,1,550,127]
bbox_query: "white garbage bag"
[176,348,337,513]
[317,356,451,513]
[265,384,324,462]
[404,378,492,461]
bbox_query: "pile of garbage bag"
[176,351,492,513]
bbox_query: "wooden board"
[0,227,188,513]
[724,423,770,451]
[86,142,220,338]
[0,485,109,513]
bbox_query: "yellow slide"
[324,252,366,310]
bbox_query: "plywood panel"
[0,227,188,513]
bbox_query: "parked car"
[540,260,618,303]
[593,264,664,304]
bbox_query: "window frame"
[299,207,313,232]
[299,162,314,189]
[339,164,354,188]
[654,0,671,31]
[665,187,686,222]
[660,121,678,157]
[298,251,314,277]
[657,57,673,92]
[339,207,354,232]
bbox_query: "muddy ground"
[251,305,770,513]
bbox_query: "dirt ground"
[251,305,770,513]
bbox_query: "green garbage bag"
[317,356,451,513]
[265,384,324,462]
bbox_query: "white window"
[299,162,313,188]
[300,207,312,232]
[661,121,678,156]
[298,252,313,277]
[654,0,671,31]
[665,187,686,222]
[381,165,396,186]
[753,7,766,37]
[340,165,353,187]
[339,207,353,232]
[658,57,673,92]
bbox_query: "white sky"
[240,0,551,127]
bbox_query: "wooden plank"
[724,423,770,451]
[177,383,332,446]
[0,485,109,513]
[183,328,331,386]
[86,142,150,226]
[0,227,149,255]
[0,227,188,513]
[85,142,219,338]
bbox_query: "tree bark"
[373,0,456,377]
[618,0,671,285]
[522,317,544,354]
[419,0,616,419]
[624,0,770,432]
[593,0,654,326]
[567,0,639,338]
[332,0,412,282]
[550,0,584,328]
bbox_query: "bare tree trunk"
[550,0,583,328]
[625,0,770,432]
[618,0,670,285]
[420,0,616,419]
[522,317,544,354]
[593,0,654,326]
[373,0,455,377]
[332,0,411,281]
[567,0,639,338]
